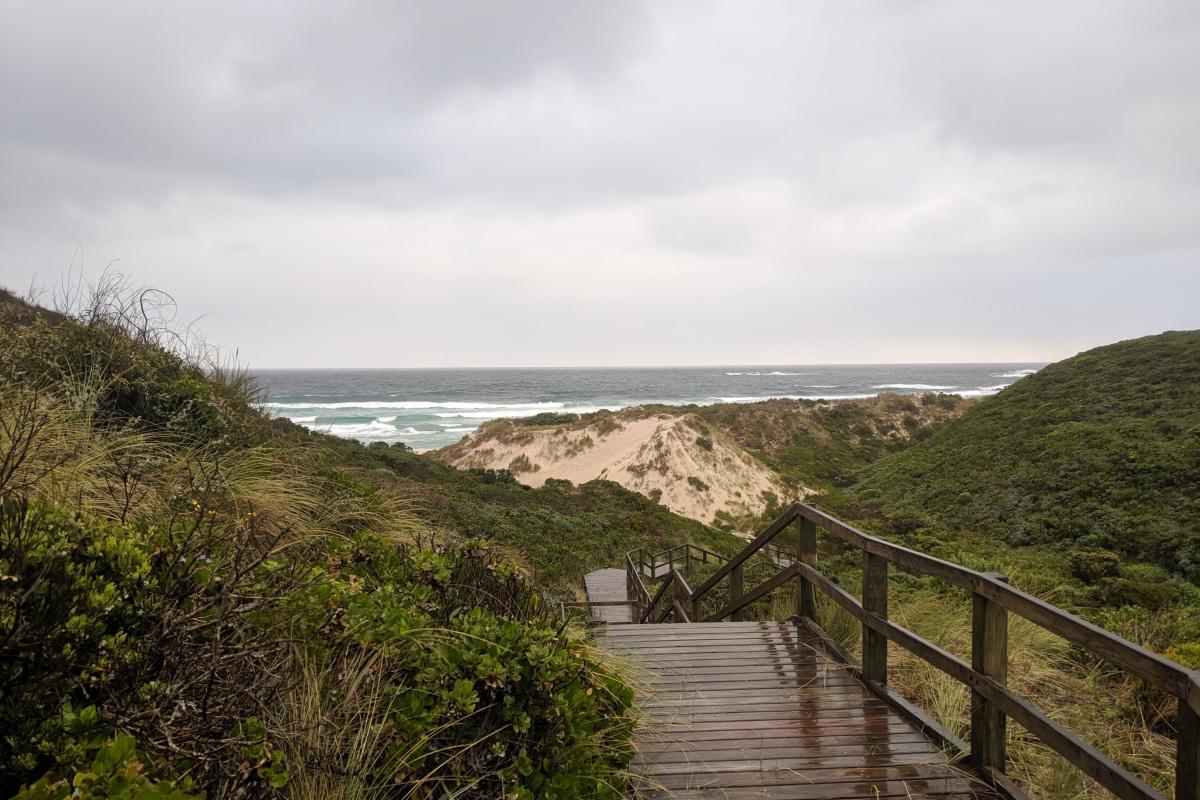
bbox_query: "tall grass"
[0,384,416,548]
[885,584,1176,798]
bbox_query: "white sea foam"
[435,405,615,420]
[958,385,1008,397]
[717,393,877,403]
[320,420,401,437]
[377,416,397,423]
[443,427,476,434]
[724,371,809,376]
[871,384,957,390]
[991,369,1038,378]
[292,416,317,423]
[266,400,566,411]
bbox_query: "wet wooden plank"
[593,620,999,800]
[584,567,632,623]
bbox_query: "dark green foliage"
[15,733,201,800]
[0,499,300,797]
[695,394,969,491]
[0,311,263,448]
[288,536,635,798]
[0,498,635,798]
[1093,577,1180,611]
[0,290,644,798]
[517,412,580,427]
[325,441,733,590]
[0,502,152,789]
[695,436,714,451]
[853,331,1200,579]
[1070,550,1121,582]
[687,476,710,492]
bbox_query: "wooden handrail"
[627,502,1200,800]
[640,569,672,623]
[691,503,801,598]
[641,566,695,624]
[793,504,1200,713]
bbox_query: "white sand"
[441,413,804,523]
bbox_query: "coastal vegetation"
[693,392,971,490]
[4,280,1198,800]
[0,287,652,798]
[853,330,1200,579]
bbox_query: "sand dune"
[438,412,804,523]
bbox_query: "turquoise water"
[253,364,1042,450]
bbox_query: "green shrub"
[1070,550,1121,582]
[15,734,201,800]
[508,454,540,474]
[518,412,579,427]
[687,476,710,492]
[695,436,714,451]
[1094,577,1180,611]
[285,535,637,799]
[0,501,153,788]
[853,330,1200,580]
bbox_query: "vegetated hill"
[437,410,798,524]
[0,286,674,797]
[853,331,1200,580]
[694,393,972,489]
[437,395,968,529]
[322,433,734,588]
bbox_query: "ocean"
[253,364,1043,451]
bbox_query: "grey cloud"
[0,0,1198,366]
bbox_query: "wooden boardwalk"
[584,567,633,623]
[595,621,993,799]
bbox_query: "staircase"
[581,504,1200,800]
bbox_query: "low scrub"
[0,287,640,799]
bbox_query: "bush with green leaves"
[853,330,1200,579]
[15,734,200,800]
[0,496,636,799]
[0,287,645,798]
[283,535,636,799]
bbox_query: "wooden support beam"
[730,562,744,622]
[798,516,817,620]
[862,551,888,685]
[972,572,1009,773]
[1180,700,1200,800]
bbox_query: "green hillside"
[2,287,731,798]
[853,330,1200,579]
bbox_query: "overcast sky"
[2,1,1198,367]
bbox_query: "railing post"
[798,516,817,620]
[971,573,1009,773]
[862,551,888,685]
[1178,701,1199,800]
[730,562,744,621]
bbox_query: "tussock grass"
[885,584,1176,799]
[0,384,417,549]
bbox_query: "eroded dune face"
[438,412,803,523]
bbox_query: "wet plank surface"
[584,567,633,623]
[595,621,996,799]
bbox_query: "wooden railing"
[626,543,726,623]
[626,502,1200,800]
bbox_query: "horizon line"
[249,360,1050,371]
